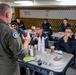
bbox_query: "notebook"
[23,56,35,62]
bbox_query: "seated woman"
[56,27,76,54]
[30,25,50,49]
[59,18,71,35]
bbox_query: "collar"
[0,19,9,26]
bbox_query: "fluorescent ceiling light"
[14,0,33,4]
[56,0,75,1]
[57,0,76,5]
[56,0,66,1]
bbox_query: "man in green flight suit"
[0,3,31,75]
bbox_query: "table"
[52,32,65,40]
[19,51,74,75]
[44,31,49,34]
[24,29,35,37]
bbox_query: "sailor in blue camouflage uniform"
[11,22,27,43]
[30,25,49,48]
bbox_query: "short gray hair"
[0,3,11,16]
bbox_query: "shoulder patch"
[13,32,19,38]
[49,26,52,29]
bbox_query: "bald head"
[0,3,12,23]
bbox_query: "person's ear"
[6,12,9,18]
[71,32,73,36]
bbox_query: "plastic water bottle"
[34,44,38,56]
[42,37,45,53]
[30,46,34,56]
[38,37,41,51]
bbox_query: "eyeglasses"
[35,28,41,30]
[65,31,72,33]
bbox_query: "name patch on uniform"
[13,32,19,38]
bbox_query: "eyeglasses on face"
[65,31,72,33]
[35,28,41,30]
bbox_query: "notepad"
[23,56,35,62]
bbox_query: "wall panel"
[14,7,76,33]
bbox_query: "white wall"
[12,7,15,20]
[20,9,76,19]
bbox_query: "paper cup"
[50,46,55,52]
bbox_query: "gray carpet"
[66,63,76,75]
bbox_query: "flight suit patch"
[13,32,19,38]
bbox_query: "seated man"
[11,22,27,43]
[14,18,26,30]
[55,27,76,54]
[59,18,71,34]
[42,19,52,40]
[30,25,49,48]
[11,22,28,75]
